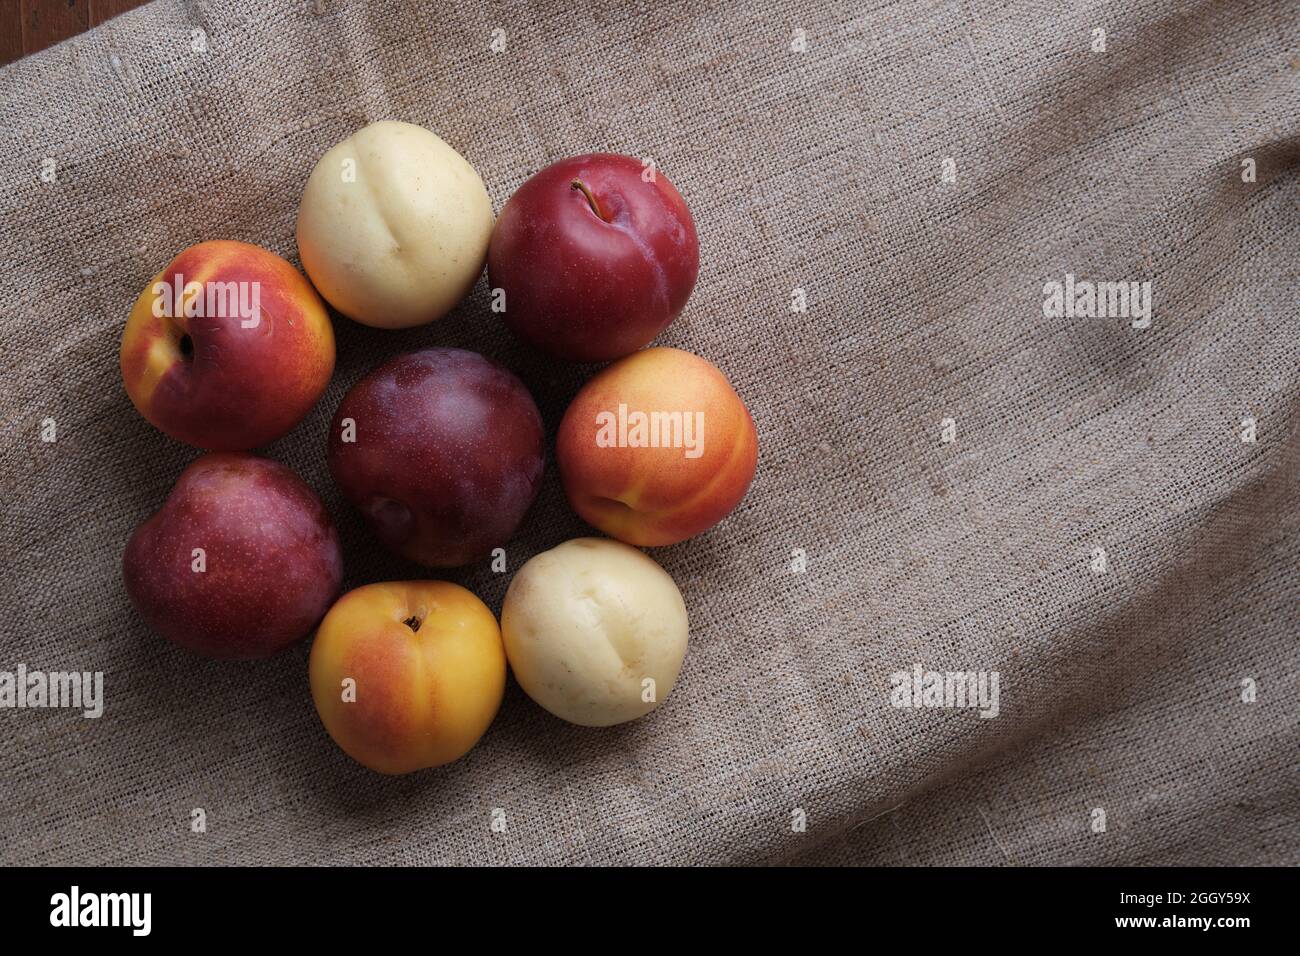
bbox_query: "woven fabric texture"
[0,0,1296,865]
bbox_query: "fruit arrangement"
[120,120,758,774]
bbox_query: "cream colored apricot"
[296,120,494,328]
[501,538,689,727]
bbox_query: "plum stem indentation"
[571,179,609,222]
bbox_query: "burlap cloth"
[1,0,1296,866]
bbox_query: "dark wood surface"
[1,0,148,66]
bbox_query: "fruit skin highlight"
[326,347,546,568]
[501,537,689,727]
[309,581,506,774]
[296,120,495,329]
[556,347,758,546]
[488,152,699,362]
[120,240,335,451]
[123,453,343,659]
